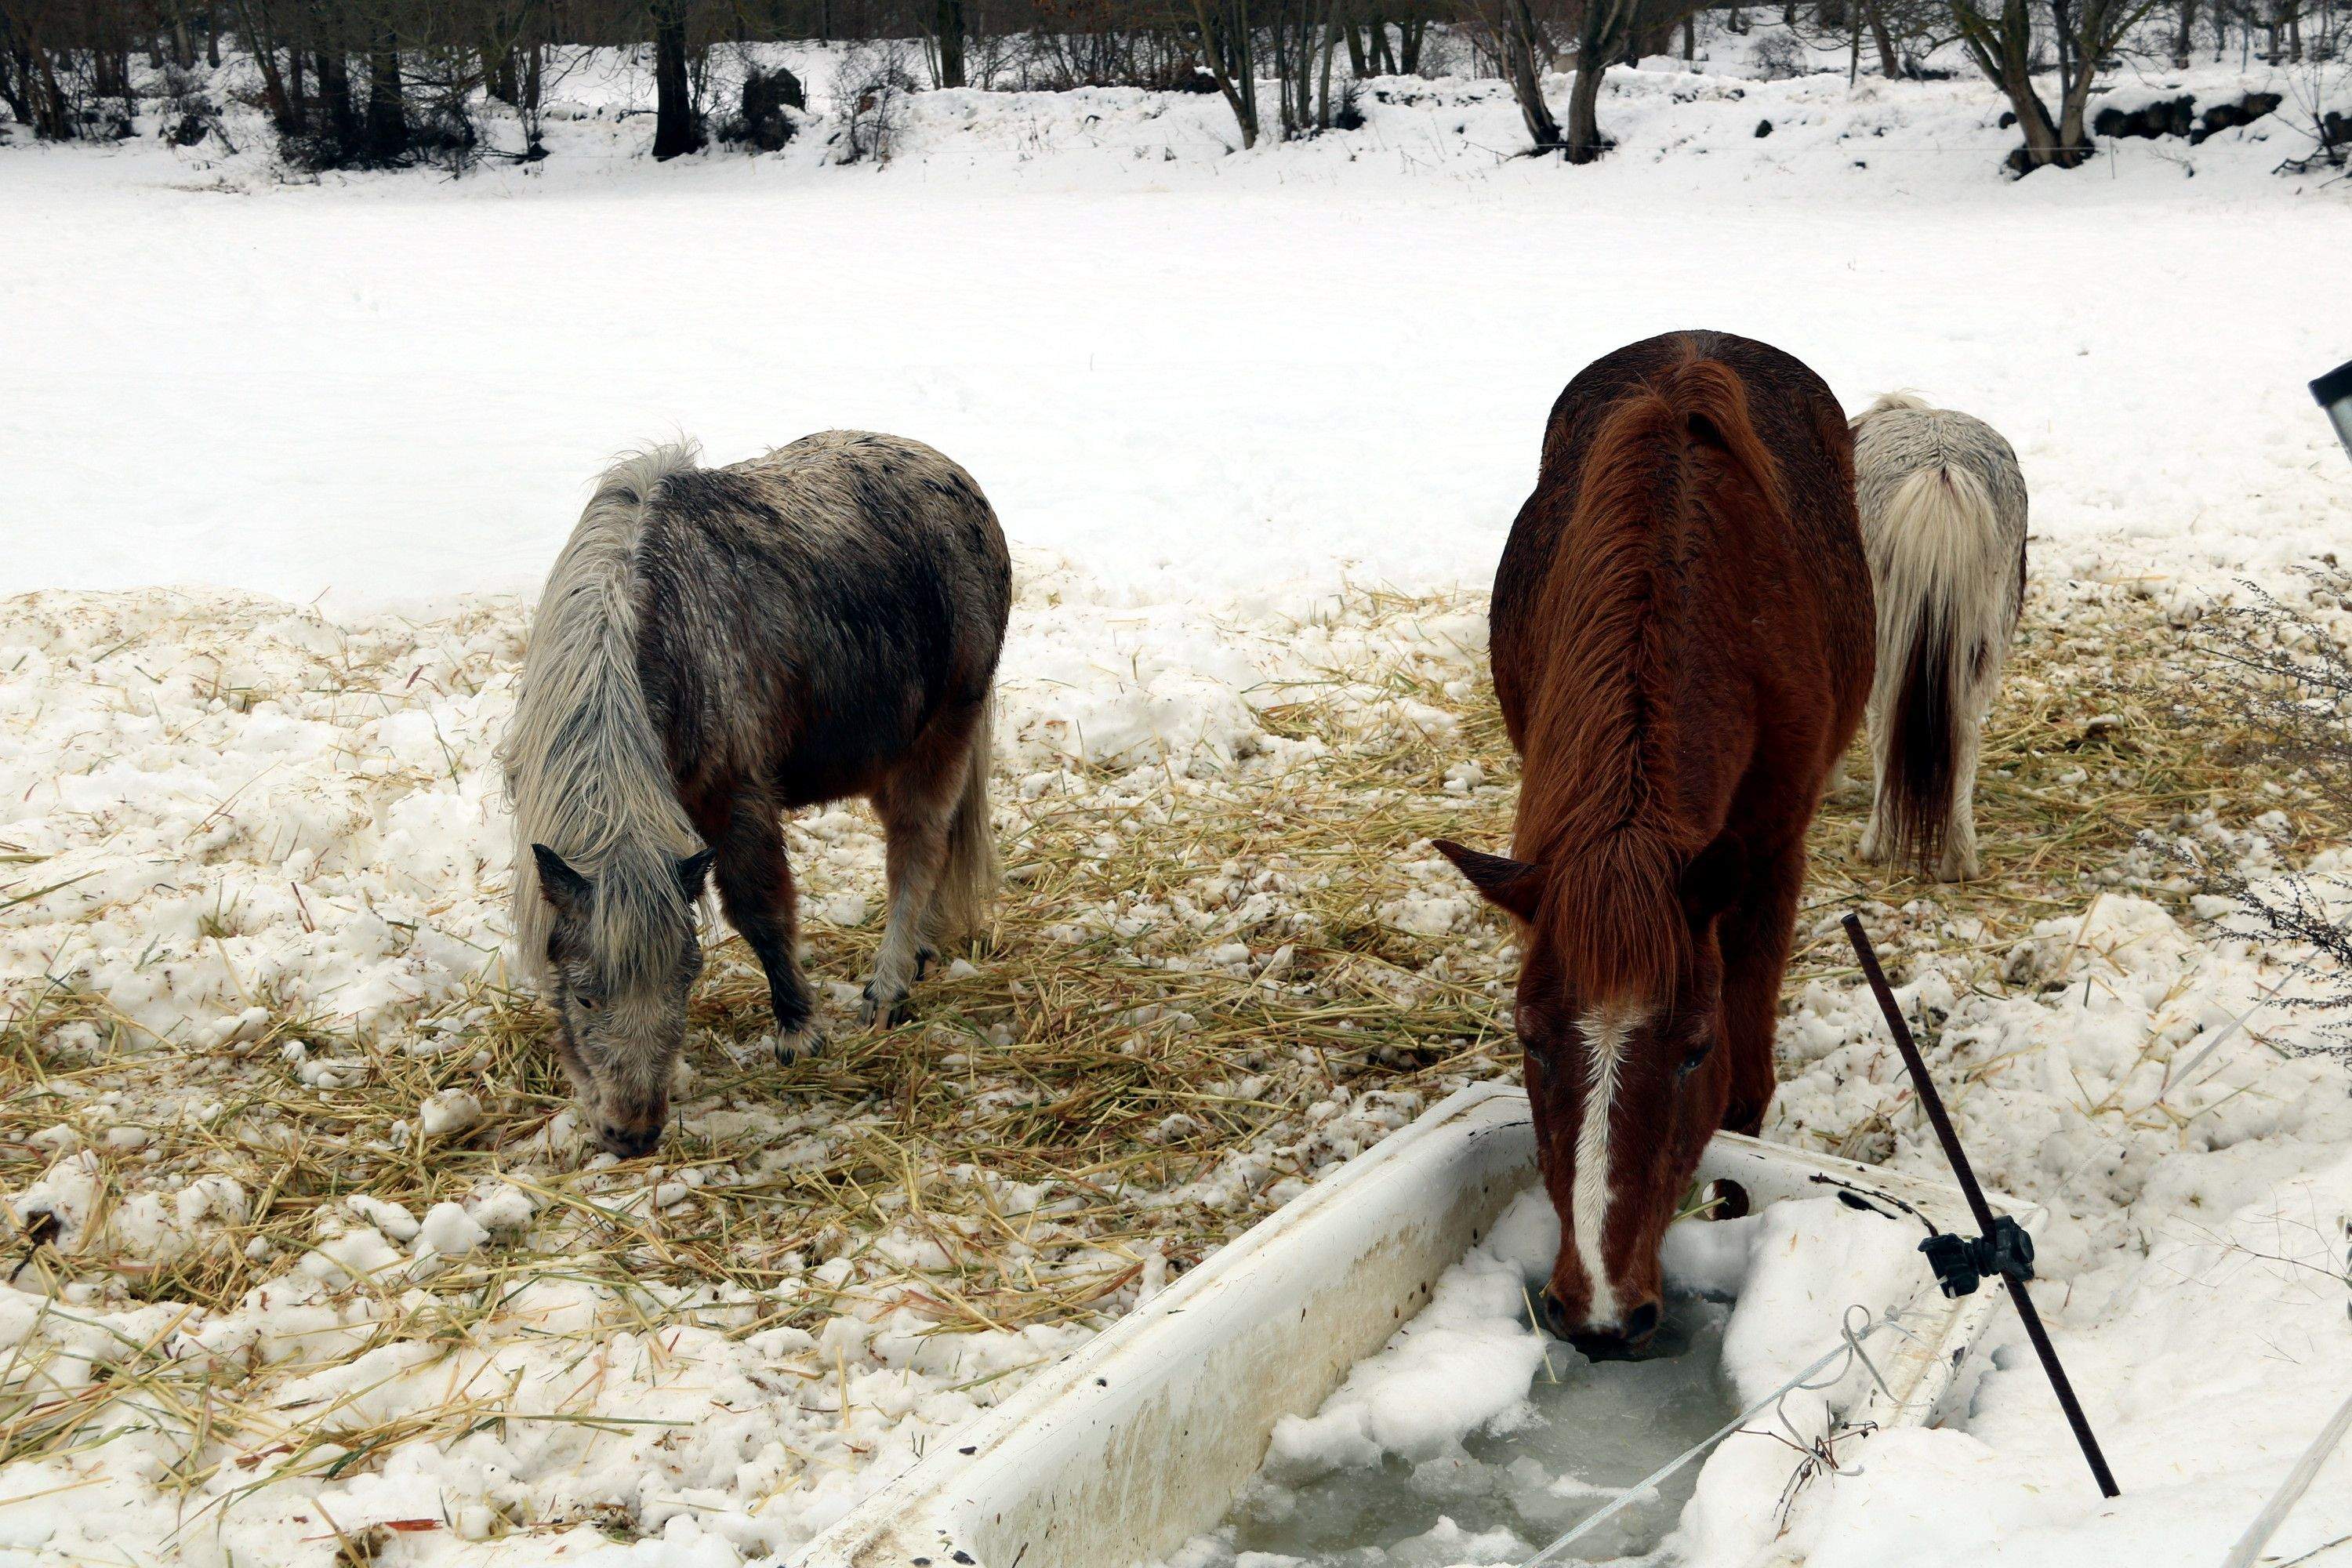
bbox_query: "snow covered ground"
[5,40,2349,611]
[4,26,2352,1568]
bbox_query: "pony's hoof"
[858,983,913,1029]
[774,1025,826,1065]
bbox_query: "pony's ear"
[676,848,716,902]
[1679,837,1748,930]
[1433,839,1546,924]
[532,844,592,915]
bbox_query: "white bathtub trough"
[792,1083,2022,1568]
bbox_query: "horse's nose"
[1561,1297,1663,1362]
[1539,1289,1576,1341]
[600,1122,661,1160]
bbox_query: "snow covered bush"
[721,62,804,151]
[835,37,920,164]
[1751,32,1809,79]
[2183,575,2352,1054]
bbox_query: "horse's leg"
[861,707,980,1028]
[1719,840,1806,1137]
[1857,700,1895,866]
[712,791,824,1064]
[1937,713,1984,882]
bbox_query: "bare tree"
[1185,0,1258,145]
[1558,0,1705,161]
[1458,0,1561,151]
[647,0,702,155]
[1947,0,2160,170]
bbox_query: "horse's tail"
[1867,461,2009,876]
[933,690,999,946]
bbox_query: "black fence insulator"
[1918,1214,2034,1299]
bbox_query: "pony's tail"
[1868,463,2006,877]
[1853,390,1935,423]
[933,691,999,947]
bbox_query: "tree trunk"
[1999,56,2070,164]
[318,49,353,143]
[0,47,31,129]
[8,15,76,140]
[1864,0,1900,74]
[1317,0,1342,125]
[650,3,702,158]
[0,40,28,126]
[935,0,966,86]
[1565,54,1606,159]
[1192,0,1259,147]
[363,36,405,160]
[1564,0,1632,161]
[233,0,299,132]
[34,46,71,137]
[1503,0,1564,150]
[2172,0,2197,64]
[1956,0,2086,169]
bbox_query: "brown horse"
[1436,332,1872,1359]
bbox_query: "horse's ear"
[677,848,716,902]
[1433,839,1545,924]
[532,844,592,915]
[1679,837,1747,929]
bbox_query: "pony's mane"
[1516,350,1786,1002]
[500,445,709,990]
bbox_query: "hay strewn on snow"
[0,572,2336,1558]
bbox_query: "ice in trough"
[1173,1290,1738,1566]
[796,1085,2019,1568]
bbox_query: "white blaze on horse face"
[1571,1002,1645,1328]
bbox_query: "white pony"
[1850,393,2029,882]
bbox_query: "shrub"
[835,38,918,165]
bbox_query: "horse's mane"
[500,445,708,990]
[1515,348,1786,1002]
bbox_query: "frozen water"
[1200,1298,1737,1568]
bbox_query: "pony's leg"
[861,709,980,1027]
[1858,702,1896,866]
[1718,841,1806,1136]
[1937,714,1984,882]
[712,793,824,1064]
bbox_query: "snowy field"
[5,28,2352,1568]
